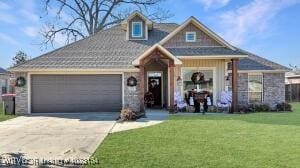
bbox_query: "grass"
[88,103,300,168]
[0,102,16,122]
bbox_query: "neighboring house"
[285,72,300,84]
[285,72,300,102]
[0,67,9,101]
[9,12,289,114]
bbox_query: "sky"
[0,0,300,69]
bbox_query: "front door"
[147,72,163,107]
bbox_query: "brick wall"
[263,73,285,107]
[228,73,248,105]
[229,72,286,108]
[15,72,28,114]
[124,72,141,113]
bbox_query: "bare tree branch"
[40,0,172,48]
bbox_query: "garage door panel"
[31,74,122,113]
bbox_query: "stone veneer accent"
[263,73,285,107]
[15,72,28,114]
[124,72,141,113]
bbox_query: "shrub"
[276,102,292,112]
[238,104,271,113]
[253,104,271,112]
[238,105,253,113]
[118,108,137,122]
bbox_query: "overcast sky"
[0,0,300,68]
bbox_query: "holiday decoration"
[127,76,137,87]
[191,72,205,84]
[15,76,26,87]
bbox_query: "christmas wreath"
[15,76,26,87]
[127,76,137,87]
[191,72,205,84]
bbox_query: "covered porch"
[133,45,240,113]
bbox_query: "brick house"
[9,12,289,114]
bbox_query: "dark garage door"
[31,74,122,113]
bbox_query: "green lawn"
[88,103,300,168]
[0,102,15,122]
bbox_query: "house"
[285,71,300,102]
[286,72,300,84]
[9,12,289,114]
[0,67,9,101]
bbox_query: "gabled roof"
[9,14,289,72]
[159,17,236,50]
[132,44,182,65]
[9,23,179,71]
[121,11,153,30]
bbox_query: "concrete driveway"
[0,113,117,166]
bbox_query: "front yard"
[89,103,300,168]
[0,102,15,122]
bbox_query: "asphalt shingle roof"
[11,23,179,70]
[10,23,288,72]
[236,49,290,71]
[167,47,245,56]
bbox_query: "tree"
[41,0,172,47]
[289,64,300,75]
[12,51,28,66]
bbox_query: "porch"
[133,45,239,113]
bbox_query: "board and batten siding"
[175,59,226,102]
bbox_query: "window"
[132,22,143,38]
[248,74,263,104]
[182,69,214,98]
[186,32,196,42]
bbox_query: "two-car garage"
[30,74,123,113]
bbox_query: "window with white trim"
[132,22,143,38]
[186,32,196,42]
[182,69,213,95]
[248,74,263,104]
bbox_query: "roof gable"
[132,44,182,65]
[121,11,153,30]
[159,17,236,50]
